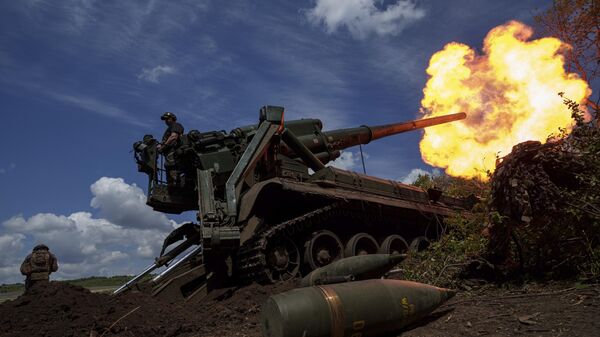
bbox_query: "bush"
[400,209,488,288]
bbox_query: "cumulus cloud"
[326,150,370,171]
[4,213,73,233]
[0,233,26,284]
[399,168,441,184]
[328,151,358,170]
[90,177,175,230]
[0,177,178,284]
[137,65,176,83]
[0,233,25,265]
[306,0,426,39]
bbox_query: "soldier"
[20,244,59,290]
[157,112,185,186]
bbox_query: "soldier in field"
[20,244,59,290]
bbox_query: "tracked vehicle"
[116,106,470,301]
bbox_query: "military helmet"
[33,244,49,251]
[161,112,177,121]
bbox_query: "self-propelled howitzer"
[120,106,469,301]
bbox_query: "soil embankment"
[1,280,599,336]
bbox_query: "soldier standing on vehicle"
[157,112,185,186]
[20,244,59,290]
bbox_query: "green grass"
[64,275,133,288]
[0,283,23,293]
[0,275,134,293]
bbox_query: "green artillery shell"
[300,253,407,287]
[261,279,456,337]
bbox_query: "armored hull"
[121,106,470,299]
[234,169,468,282]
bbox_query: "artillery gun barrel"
[323,112,466,152]
[281,112,466,165]
[368,112,466,141]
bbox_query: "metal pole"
[152,245,203,283]
[113,263,159,295]
[359,144,367,174]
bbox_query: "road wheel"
[379,235,409,255]
[345,233,379,256]
[304,230,344,270]
[265,235,300,282]
[409,236,431,253]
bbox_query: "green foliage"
[562,99,600,221]
[400,210,488,288]
[559,96,600,280]
[579,232,600,281]
[401,174,491,286]
[487,94,600,281]
[535,0,599,89]
[411,172,489,198]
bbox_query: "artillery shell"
[261,279,455,337]
[300,253,406,287]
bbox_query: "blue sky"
[0,0,548,283]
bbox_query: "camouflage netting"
[487,104,600,279]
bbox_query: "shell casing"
[261,279,456,337]
[300,254,407,287]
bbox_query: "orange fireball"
[419,20,591,180]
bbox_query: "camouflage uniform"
[160,112,184,185]
[20,244,58,290]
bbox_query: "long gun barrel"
[283,112,466,165]
[323,112,466,151]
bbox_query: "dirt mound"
[193,280,296,336]
[1,279,599,336]
[0,280,295,337]
[0,281,202,337]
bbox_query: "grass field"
[0,275,133,302]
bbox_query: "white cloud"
[326,150,369,171]
[137,65,177,83]
[0,177,179,284]
[90,177,175,230]
[0,266,22,285]
[0,233,25,266]
[399,168,441,184]
[98,251,129,265]
[0,233,26,285]
[0,233,25,252]
[306,0,426,39]
[3,213,73,232]
[328,151,357,170]
[44,90,149,127]
[2,212,167,266]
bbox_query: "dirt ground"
[401,282,600,337]
[0,280,598,337]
